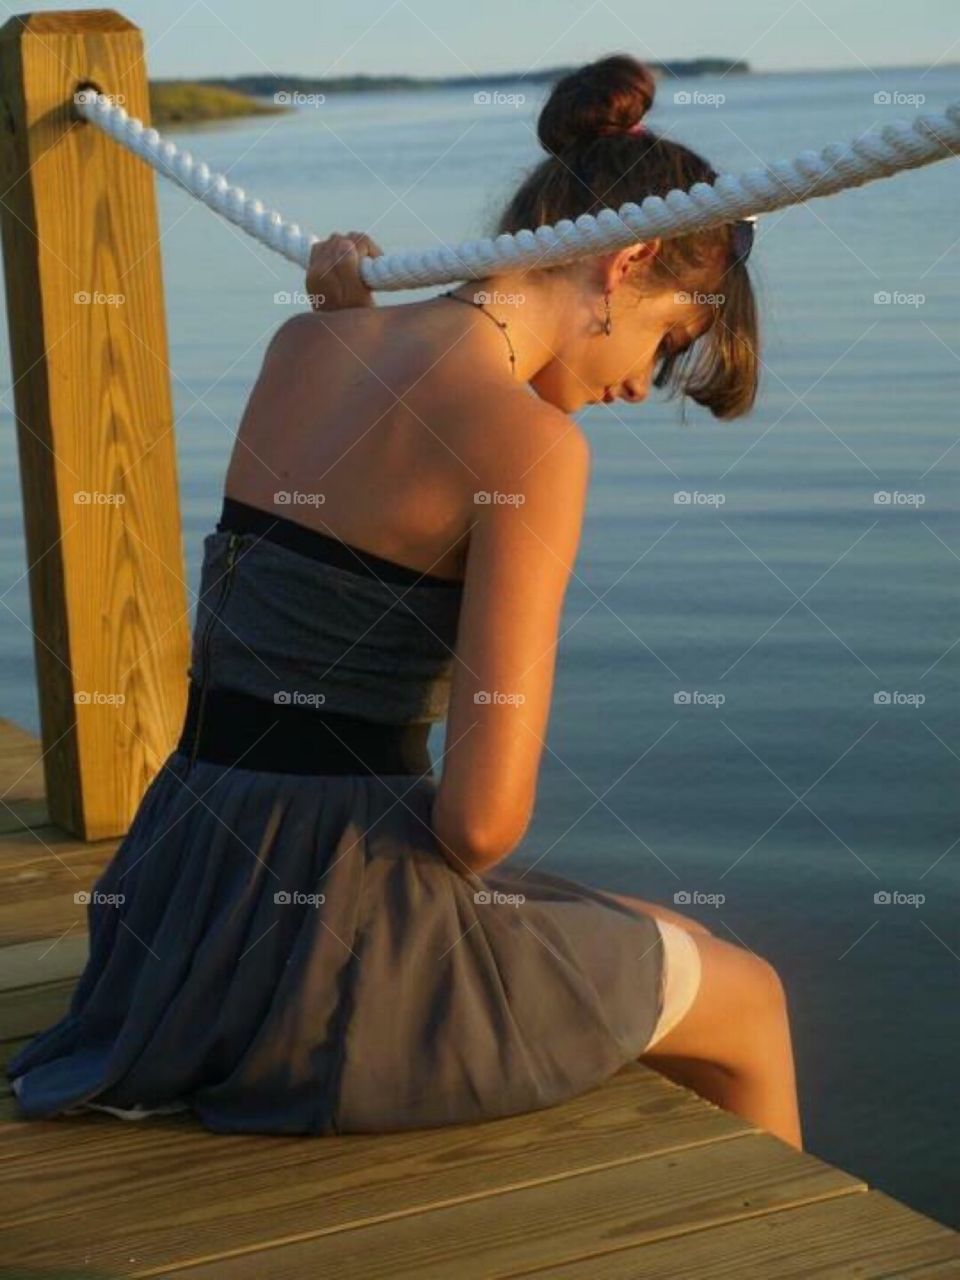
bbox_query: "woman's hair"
[495,54,759,420]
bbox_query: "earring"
[602,290,612,336]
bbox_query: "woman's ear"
[603,239,661,291]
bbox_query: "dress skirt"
[6,748,681,1136]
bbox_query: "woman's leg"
[640,931,803,1151]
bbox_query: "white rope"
[74,89,960,292]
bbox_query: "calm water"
[1,67,958,1225]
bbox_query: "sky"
[9,0,959,78]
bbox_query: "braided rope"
[74,89,960,291]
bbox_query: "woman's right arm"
[430,411,591,878]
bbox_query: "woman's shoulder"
[254,310,590,494]
[260,308,376,363]
[444,382,589,481]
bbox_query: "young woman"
[8,54,802,1150]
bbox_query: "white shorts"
[646,918,703,1049]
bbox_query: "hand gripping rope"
[74,89,960,291]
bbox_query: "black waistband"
[175,681,433,777]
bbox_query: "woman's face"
[530,251,718,414]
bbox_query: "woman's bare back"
[224,303,538,581]
[225,299,591,870]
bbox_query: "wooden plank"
[0,976,77,1046]
[0,822,118,946]
[0,935,89,1042]
[0,10,190,839]
[127,1133,863,1279]
[0,1067,759,1273]
[0,716,48,833]
[0,935,89,997]
[506,1189,960,1278]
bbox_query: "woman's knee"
[715,939,787,1030]
[643,933,787,1067]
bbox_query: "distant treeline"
[198,59,749,99]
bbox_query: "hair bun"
[538,54,656,156]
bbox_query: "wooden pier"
[1,716,958,1277]
[0,9,957,1278]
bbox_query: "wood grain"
[0,12,189,839]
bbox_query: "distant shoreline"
[149,59,750,124]
[198,59,749,100]
[148,60,957,127]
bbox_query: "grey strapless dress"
[7,498,666,1135]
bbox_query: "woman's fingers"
[346,230,384,258]
[304,232,382,311]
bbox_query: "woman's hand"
[305,231,383,312]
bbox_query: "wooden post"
[0,11,188,840]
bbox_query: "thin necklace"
[440,289,517,378]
